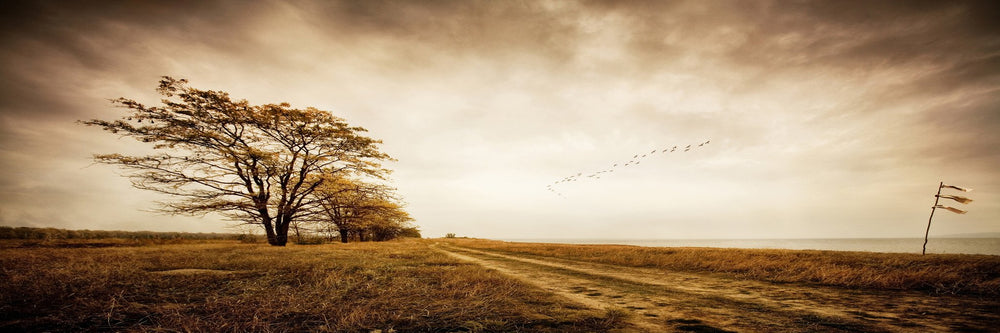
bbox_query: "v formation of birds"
[546,140,711,197]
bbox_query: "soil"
[434,243,1000,332]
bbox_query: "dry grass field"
[4,237,999,332]
[435,239,1000,332]
[444,238,1000,295]
[0,239,626,332]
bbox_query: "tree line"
[0,226,244,240]
[83,77,416,246]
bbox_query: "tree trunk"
[262,217,278,246]
[274,221,290,246]
[339,229,349,243]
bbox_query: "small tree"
[398,227,421,238]
[310,175,412,243]
[83,77,390,246]
[363,200,414,241]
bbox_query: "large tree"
[83,77,390,246]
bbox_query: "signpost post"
[922,182,973,255]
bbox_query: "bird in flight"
[546,139,711,196]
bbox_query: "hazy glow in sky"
[1,0,998,239]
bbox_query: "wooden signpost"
[922,182,973,255]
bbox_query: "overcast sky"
[1,0,998,239]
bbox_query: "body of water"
[502,238,1000,256]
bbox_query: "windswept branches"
[82,77,396,246]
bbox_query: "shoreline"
[497,237,1000,256]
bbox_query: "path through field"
[434,243,999,332]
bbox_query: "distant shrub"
[399,227,422,238]
[445,233,456,238]
[295,236,326,245]
[236,234,260,244]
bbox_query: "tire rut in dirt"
[439,244,888,333]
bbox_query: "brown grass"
[444,238,1000,295]
[0,239,625,332]
[1,238,236,249]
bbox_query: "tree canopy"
[83,77,406,246]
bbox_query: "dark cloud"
[722,1,999,71]
[0,1,264,66]
[286,0,584,72]
[0,0,273,121]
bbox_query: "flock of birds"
[546,140,711,197]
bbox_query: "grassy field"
[4,237,999,332]
[443,238,1000,296]
[0,239,626,332]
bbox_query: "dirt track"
[434,243,1000,332]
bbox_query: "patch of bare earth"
[434,243,1000,332]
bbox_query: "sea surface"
[501,238,1000,256]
